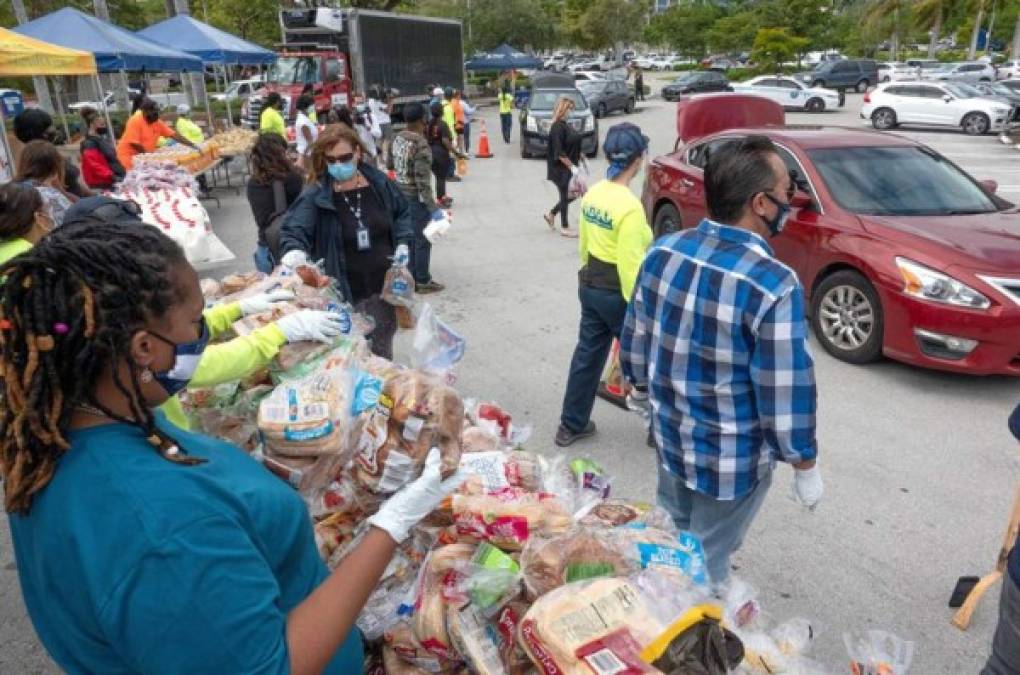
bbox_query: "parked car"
[519,79,598,159]
[797,58,879,92]
[661,71,731,101]
[999,78,1020,93]
[651,55,683,71]
[578,79,635,118]
[705,58,738,72]
[642,93,1020,375]
[878,61,923,82]
[733,76,842,112]
[212,78,265,103]
[973,81,1020,110]
[997,59,1020,79]
[926,61,996,84]
[632,56,657,70]
[68,88,144,113]
[573,70,606,83]
[862,80,1015,135]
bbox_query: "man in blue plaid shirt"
[620,136,823,584]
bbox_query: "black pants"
[431,157,448,199]
[500,113,512,143]
[636,82,644,101]
[549,174,574,229]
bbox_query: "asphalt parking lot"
[1,77,1019,673]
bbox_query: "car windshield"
[945,82,979,98]
[673,74,698,83]
[529,90,586,111]
[986,83,1014,96]
[809,146,998,216]
[269,56,321,85]
[577,81,606,92]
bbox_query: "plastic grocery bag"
[567,168,588,200]
[410,303,466,376]
[456,156,468,177]
[844,630,914,675]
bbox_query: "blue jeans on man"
[500,113,512,143]
[253,244,274,274]
[409,201,433,285]
[559,284,627,434]
[983,549,1020,674]
[656,464,773,585]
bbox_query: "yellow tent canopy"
[0,26,96,76]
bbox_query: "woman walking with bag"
[544,96,583,237]
[246,134,304,272]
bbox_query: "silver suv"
[929,61,996,84]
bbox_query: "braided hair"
[0,221,203,514]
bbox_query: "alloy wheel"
[818,285,875,351]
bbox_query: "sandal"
[559,228,579,238]
[543,213,555,230]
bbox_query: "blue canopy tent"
[136,15,276,127]
[464,43,543,71]
[13,7,208,130]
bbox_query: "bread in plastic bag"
[385,621,462,673]
[457,450,544,495]
[579,498,677,533]
[447,599,532,675]
[258,367,353,458]
[410,543,477,662]
[843,630,914,675]
[452,487,572,551]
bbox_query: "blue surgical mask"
[328,161,357,182]
[148,318,210,396]
[762,193,791,237]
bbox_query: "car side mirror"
[790,190,813,208]
[943,94,953,102]
[979,178,998,194]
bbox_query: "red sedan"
[642,94,1020,375]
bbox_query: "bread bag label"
[458,451,511,492]
[575,627,654,675]
[520,618,566,675]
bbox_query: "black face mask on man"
[760,193,791,237]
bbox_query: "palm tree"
[913,0,951,58]
[969,0,986,59]
[866,0,905,60]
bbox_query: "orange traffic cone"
[387,169,396,180]
[476,119,493,158]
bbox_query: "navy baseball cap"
[604,122,649,165]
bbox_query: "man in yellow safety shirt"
[260,92,286,139]
[497,83,514,143]
[555,122,652,447]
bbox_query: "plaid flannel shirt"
[621,219,818,500]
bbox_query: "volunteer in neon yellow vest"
[497,84,515,143]
[555,122,653,448]
[260,92,287,139]
[1,192,348,431]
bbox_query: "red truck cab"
[243,48,351,127]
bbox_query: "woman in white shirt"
[368,87,392,163]
[294,94,318,171]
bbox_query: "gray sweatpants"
[656,463,773,586]
[982,570,1020,675]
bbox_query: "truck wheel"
[586,139,599,159]
[811,79,825,88]
[871,107,897,130]
[855,79,870,93]
[806,97,825,113]
[962,112,990,135]
[625,98,635,114]
[653,203,682,239]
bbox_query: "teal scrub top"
[8,414,362,674]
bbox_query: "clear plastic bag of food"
[410,303,466,376]
[723,578,762,630]
[844,630,914,675]
[258,367,353,459]
[453,487,572,552]
[410,543,477,661]
[578,498,677,532]
[456,450,544,494]
[542,454,612,518]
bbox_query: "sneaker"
[646,428,656,449]
[448,175,463,182]
[416,280,445,294]
[554,421,597,447]
[559,228,579,238]
[440,196,454,208]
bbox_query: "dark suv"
[519,87,599,159]
[797,59,879,92]
[661,71,731,101]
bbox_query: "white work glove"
[793,464,824,509]
[280,250,308,270]
[275,310,347,343]
[237,289,296,316]
[368,448,466,543]
[570,165,579,177]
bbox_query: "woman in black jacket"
[246,134,304,273]
[279,126,414,359]
[544,96,582,237]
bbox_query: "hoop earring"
[140,369,153,384]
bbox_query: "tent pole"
[95,73,115,144]
[51,77,71,145]
[201,73,214,132]
[0,107,14,183]
[222,65,233,129]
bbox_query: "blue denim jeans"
[500,113,512,143]
[983,568,1020,674]
[559,285,627,434]
[408,201,432,284]
[656,464,773,586]
[253,244,275,274]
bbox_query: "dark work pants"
[559,284,627,433]
[636,81,644,101]
[549,174,574,229]
[409,200,432,285]
[982,570,1020,675]
[500,113,512,143]
[432,159,448,199]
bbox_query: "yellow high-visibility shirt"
[175,116,205,145]
[260,106,286,138]
[578,179,653,300]
[498,92,514,114]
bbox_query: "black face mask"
[95,125,108,134]
[760,193,791,238]
[144,113,158,123]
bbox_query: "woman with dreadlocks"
[1,221,464,674]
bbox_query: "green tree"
[751,26,810,72]
[914,0,953,57]
[754,0,838,50]
[645,2,722,59]
[865,0,910,59]
[707,10,758,54]
[564,0,650,53]
[205,0,280,44]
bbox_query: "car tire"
[586,140,599,159]
[625,98,635,113]
[520,138,529,159]
[962,112,990,135]
[811,270,884,365]
[881,75,891,83]
[980,77,991,82]
[806,97,825,113]
[811,79,825,88]
[597,102,607,118]
[855,79,869,93]
[871,107,897,130]
[652,203,682,239]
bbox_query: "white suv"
[861,80,1014,135]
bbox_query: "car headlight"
[993,106,1011,115]
[584,113,595,132]
[895,257,990,309]
[526,115,537,132]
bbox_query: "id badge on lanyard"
[356,225,371,251]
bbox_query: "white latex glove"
[275,310,347,343]
[280,250,308,270]
[793,464,823,509]
[237,289,296,316]
[368,448,466,543]
[570,165,579,177]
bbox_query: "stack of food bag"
[116,161,233,267]
[209,128,258,155]
[182,268,910,675]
